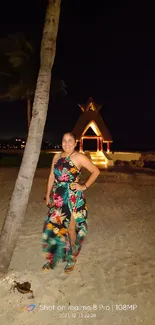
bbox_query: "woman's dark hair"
[62,132,76,142]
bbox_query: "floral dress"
[42,154,88,269]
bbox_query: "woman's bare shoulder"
[76,152,88,159]
[75,152,90,164]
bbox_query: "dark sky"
[0,0,155,150]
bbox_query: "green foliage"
[0,33,37,101]
[0,33,67,102]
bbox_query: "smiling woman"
[42,132,100,273]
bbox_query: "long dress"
[42,154,88,269]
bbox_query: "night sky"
[0,0,155,150]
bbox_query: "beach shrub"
[129,160,144,168]
[140,152,155,169]
[136,160,144,168]
[114,160,124,166]
[141,152,155,162]
[123,160,130,166]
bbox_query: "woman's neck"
[62,150,75,158]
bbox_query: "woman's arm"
[45,153,59,205]
[71,153,100,191]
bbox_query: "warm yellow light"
[82,120,101,136]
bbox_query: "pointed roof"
[78,97,103,112]
[72,98,112,141]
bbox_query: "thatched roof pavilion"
[72,97,113,152]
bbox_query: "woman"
[42,132,100,273]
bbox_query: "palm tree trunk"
[27,98,31,130]
[0,0,61,275]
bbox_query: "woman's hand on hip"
[70,183,86,191]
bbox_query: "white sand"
[0,167,155,325]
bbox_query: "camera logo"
[18,304,36,312]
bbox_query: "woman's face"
[62,133,76,154]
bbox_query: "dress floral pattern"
[42,154,88,269]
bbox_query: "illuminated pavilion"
[72,97,113,153]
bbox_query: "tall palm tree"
[0,0,62,275]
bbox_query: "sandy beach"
[0,167,155,325]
